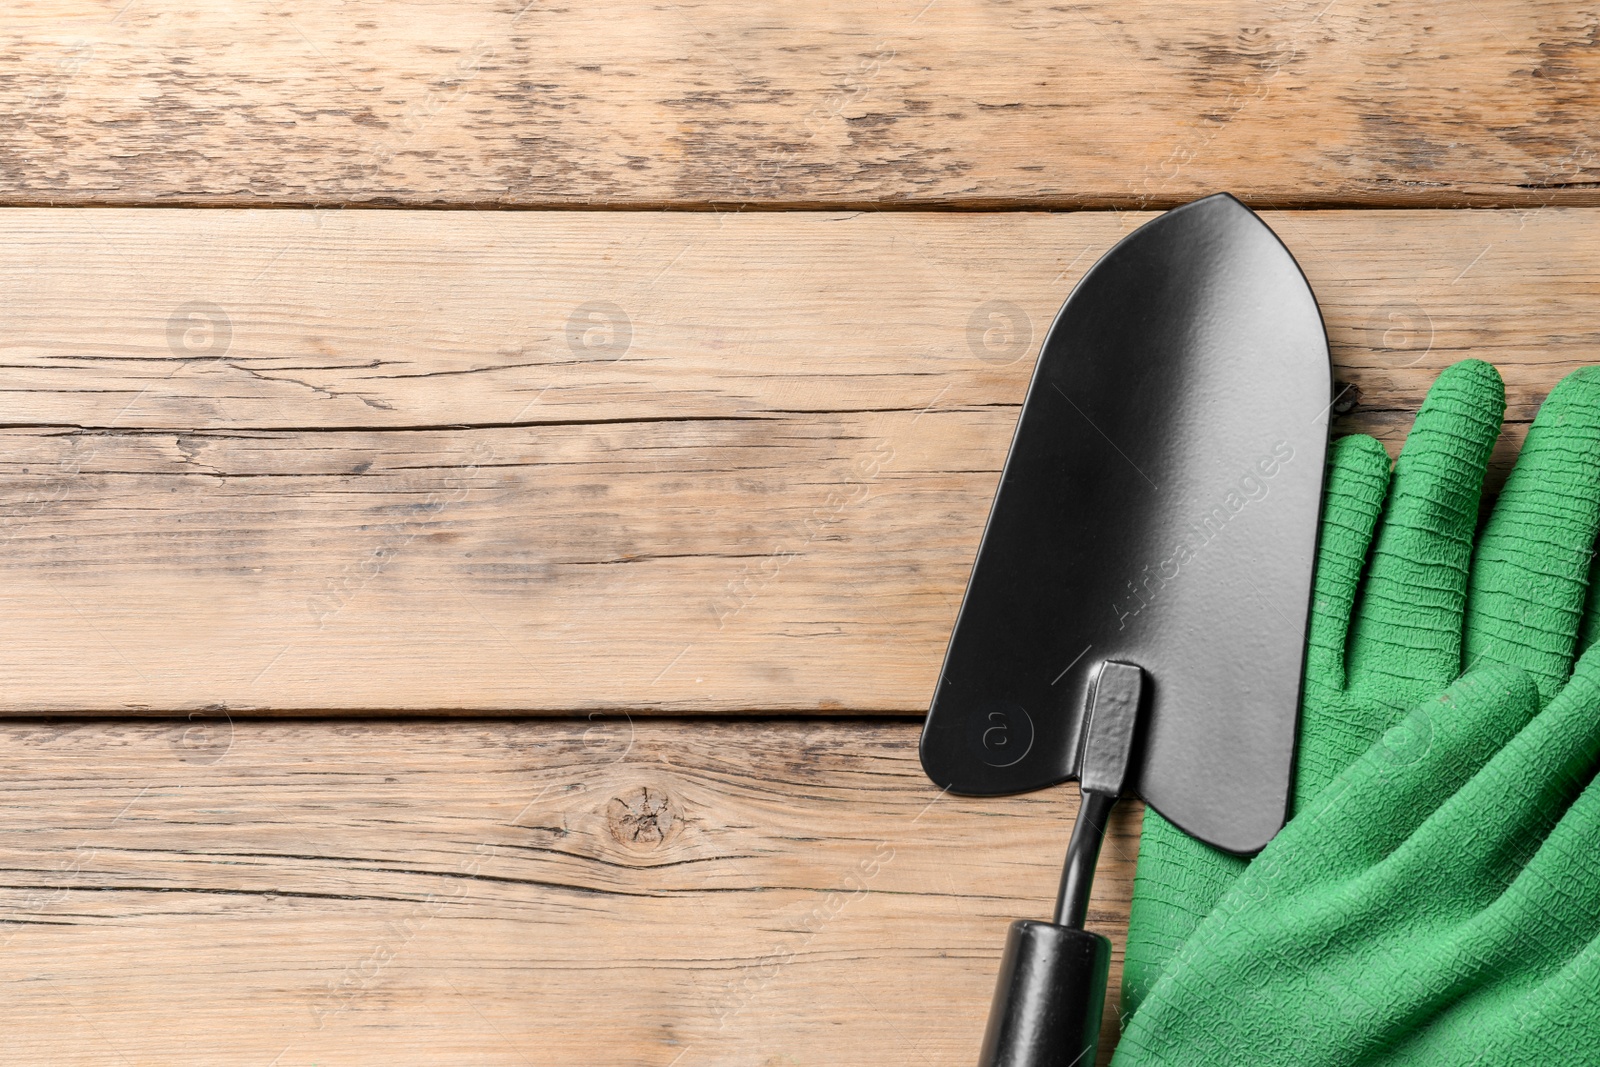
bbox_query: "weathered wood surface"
[0,717,1139,1066]
[0,206,1589,714]
[7,4,1594,1064]
[3,1,1600,209]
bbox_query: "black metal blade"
[920,193,1330,854]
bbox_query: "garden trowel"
[921,193,1330,1066]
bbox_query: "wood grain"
[3,1,1600,209]
[0,717,1140,1067]
[0,206,1592,713]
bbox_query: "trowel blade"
[921,194,1330,854]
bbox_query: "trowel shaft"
[1055,789,1117,927]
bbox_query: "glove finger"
[1391,642,1600,887]
[1464,764,1600,980]
[1110,671,1539,1067]
[1381,778,1600,1067]
[1196,666,1537,928]
[1346,359,1504,692]
[1272,655,1600,1063]
[1382,936,1600,1066]
[1472,940,1600,1066]
[1466,366,1600,701]
[1303,434,1391,693]
[1479,926,1600,1064]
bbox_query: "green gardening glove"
[1111,650,1600,1065]
[1123,360,1600,1015]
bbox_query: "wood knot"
[606,786,679,850]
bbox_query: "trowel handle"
[977,919,1111,1067]
[977,663,1140,1067]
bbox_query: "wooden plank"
[0,206,1591,714]
[0,717,1141,1066]
[2,1,1599,209]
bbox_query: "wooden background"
[3,2,1597,1064]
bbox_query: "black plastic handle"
[978,919,1110,1067]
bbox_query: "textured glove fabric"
[1122,361,1600,1017]
[1111,653,1600,1066]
